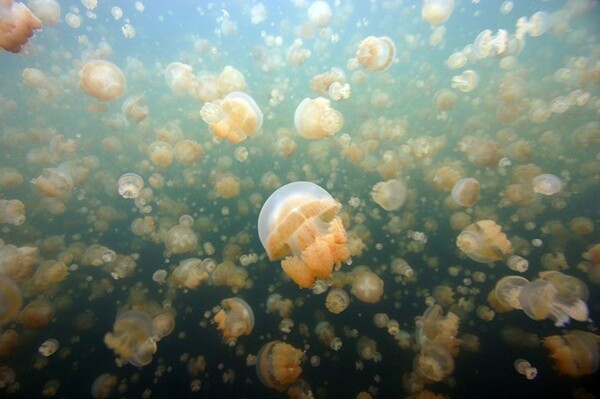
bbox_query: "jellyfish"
[79,60,126,101]
[151,311,175,341]
[164,62,194,94]
[266,294,294,318]
[257,181,350,288]
[451,178,480,207]
[256,340,303,391]
[0,0,42,53]
[213,297,254,345]
[414,343,455,382]
[215,174,241,199]
[104,310,157,367]
[421,0,454,26]
[38,338,59,357]
[294,97,344,139]
[164,224,198,256]
[117,173,144,199]
[121,95,148,123]
[0,276,22,327]
[370,179,407,211]
[0,199,25,226]
[18,299,54,329]
[532,174,562,196]
[489,276,530,312]
[201,91,263,143]
[31,167,73,198]
[451,70,479,93]
[514,359,538,379]
[91,373,118,399]
[350,267,384,304]
[356,36,396,72]
[456,220,512,263]
[28,0,60,25]
[543,330,600,376]
[325,288,350,314]
[518,279,589,327]
[217,65,247,96]
[506,255,529,273]
[307,1,332,28]
[174,139,203,165]
[172,258,209,289]
[357,336,382,362]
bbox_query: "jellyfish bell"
[103,310,157,367]
[164,62,194,94]
[0,276,22,327]
[492,275,530,311]
[202,91,263,143]
[543,330,600,376]
[257,181,350,288]
[29,0,60,25]
[307,0,332,28]
[350,267,384,304]
[456,220,512,263]
[356,36,396,72]
[451,177,480,207]
[117,173,144,199]
[256,340,303,391]
[38,338,59,357]
[532,174,562,196]
[213,297,254,345]
[421,0,454,26]
[79,60,126,101]
[294,97,344,139]
[370,179,407,211]
[325,288,350,314]
[414,343,454,382]
[0,0,42,53]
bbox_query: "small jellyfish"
[414,343,455,382]
[38,338,60,357]
[164,62,195,94]
[103,311,157,367]
[532,174,562,196]
[350,267,384,304]
[325,288,350,314]
[213,297,254,345]
[514,359,538,379]
[79,60,126,101]
[117,173,144,199]
[451,70,479,92]
[0,199,26,226]
[491,276,530,311]
[202,91,263,143]
[256,340,303,391]
[257,182,350,288]
[356,36,396,72]
[421,0,454,26]
[370,179,407,211]
[294,97,344,139]
[91,373,118,399]
[164,224,198,256]
[266,294,294,318]
[506,255,529,273]
[543,330,600,376]
[451,178,480,207]
[456,220,512,263]
[0,276,22,327]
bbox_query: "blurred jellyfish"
[213,297,254,345]
[117,173,144,199]
[29,0,61,25]
[38,338,59,357]
[79,60,126,101]
[104,311,157,367]
[371,179,407,211]
[294,97,344,139]
[514,359,538,379]
[202,92,263,143]
[456,220,512,263]
[121,95,148,123]
[165,62,195,94]
[266,294,294,318]
[31,167,73,198]
[532,174,562,196]
[0,1,42,53]
[357,336,382,362]
[356,36,396,72]
[519,279,589,326]
[91,373,118,398]
[257,182,350,288]
[451,70,479,92]
[0,276,22,327]
[451,178,480,207]
[307,1,332,28]
[506,255,529,273]
[414,343,455,382]
[328,81,351,101]
[421,0,454,26]
[325,288,350,314]
[256,341,303,391]
[543,330,600,376]
[0,199,25,225]
[350,267,384,304]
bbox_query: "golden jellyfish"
[434,89,457,111]
[532,174,562,195]
[29,0,60,25]
[31,167,73,198]
[121,95,148,123]
[506,255,529,273]
[172,258,209,289]
[570,216,594,236]
[147,141,174,168]
[213,297,254,345]
[357,336,382,362]
[456,220,512,263]
[164,223,198,255]
[325,288,350,314]
[257,181,350,288]
[543,330,600,376]
[104,311,157,367]
[451,177,480,207]
[0,0,42,53]
[174,139,203,165]
[215,174,241,199]
[350,267,384,304]
[164,62,194,94]
[0,167,23,189]
[370,179,407,211]
[294,97,344,139]
[217,65,247,96]
[201,91,263,143]
[91,373,118,399]
[117,173,144,199]
[451,70,479,92]
[151,311,175,341]
[414,343,455,382]
[519,279,589,327]
[79,60,126,101]
[266,294,294,318]
[0,276,22,327]
[421,0,454,26]
[307,0,332,28]
[256,340,303,391]
[356,36,396,72]
[490,275,530,311]
[18,299,54,330]
[514,359,538,380]
[0,199,25,225]
[38,338,59,357]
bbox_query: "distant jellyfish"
[117,173,144,199]
[257,182,350,288]
[543,330,600,376]
[217,65,247,96]
[121,95,148,123]
[325,288,350,314]
[456,220,512,263]
[307,1,332,28]
[356,36,396,72]
[414,343,455,382]
[29,0,61,25]
[421,0,454,26]
[164,62,195,94]
[202,91,263,143]
[0,199,26,226]
[451,178,480,207]
[0,276,22,327]
[213,297,254,345]
[514,359,538,379]
[19,299,54,330]
[370,179,407,211]
[104,311,157,367]
[532,174,562,196]
[174,139,203,165]
[256,340,303,391]
[164,223,198,255]
[506,255,529,273]
[31,167,73,198]
[451,70,479,92]
[266,294,294,318]
[294,97,344,139]
[79,60,126,101]
[38,338,59,357]
[350,267,384,304]
[151,311,175,341]
[91,373,118,399]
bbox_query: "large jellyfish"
[256,340,303,391]
[543,330,600,376]
[456,220,512,263]
[257,182,350,288]
[213,297,254,345]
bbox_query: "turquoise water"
[1,0,600,398]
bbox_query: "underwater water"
[1,0,600,398]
